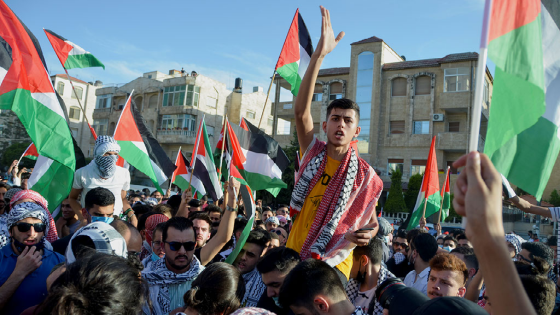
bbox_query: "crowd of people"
[0,5,557,315]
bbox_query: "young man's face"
[208,211,221,223]
[457,239,472,248]
[443,240,456,249]
[193,219,211,248]
[234,242,264,274]
[151,230,165,258]
[262,211,273,221]
[10,217,45,249]
[82,204,114,223]
[164,227,196,273]
[427,269,466,299]
[262,269,289,298]
[266,222,278,231]
[322,107,360,147]
[393,237,408,254]
[61,199,75,220]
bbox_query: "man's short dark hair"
[522,242,555,267]
[191,212,212,228]
[456,233,468,242]
[245,230,270,251]
[167,195,182,215]
[326,98,360,121]
[234,218,248,234]
[257,247,300,274]
[546,235,557,247]
[406,228,426,244]
[396,229,407,239]
[279,259,347,310]
[188,199,202,208]
[412,233,438,263]
[353,237,384,265]
[85,187,115,210]
[519,275,555,315]
[129,193,141,200]
[162,217,196,243]
[206,205,222,216]
[443,236,458,246]
[450,246,478,270]
[0,182,11,190]
[201,195,208,202]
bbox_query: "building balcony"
[159,105,199,116]
[437,132,468,152]
[156,129,197,144]
[92,108,112,119]
[438,91,471,112]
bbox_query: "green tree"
[404,174,423,211]
[384,170,407,213]
[549,189,560,206]
[1,142,35,170]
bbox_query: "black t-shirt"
[51,234,73,256]
[386,256,414,279]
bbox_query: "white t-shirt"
[404,266,430,295]
[72,162,130,215]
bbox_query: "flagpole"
[189,115,205,185]
[17,143,33,165]
[437,167,450,225]
[258,71,277,129]
[217,116,229,182]
[169,146,181,195]
[61,67,96,138]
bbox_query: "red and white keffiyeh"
[10,190,58,243]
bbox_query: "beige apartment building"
[92,69,272,186]
[273,36,493,197]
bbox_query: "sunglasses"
[15,222,46,233]
[517,253,532,264]
[165,241,196,252]
[393,242,408,249]
[271,229,283,236]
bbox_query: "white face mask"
[272,296,282,308]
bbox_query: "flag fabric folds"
[44,29,105,70]
[191,119,223,201]
[484,0,560,201]
[440,168,451,222]
[407,136,441,230]
[275,8,313,96]
[21,143,38,160]
[113,93,176,193]
[172,149,206,198]
[0,2,76,172]
[216,119,289,196]
[225,183,256,264]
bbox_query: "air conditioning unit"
[432,114,444,122]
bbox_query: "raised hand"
[315,6,345,58]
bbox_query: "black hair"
[0,182,11,190]
[35,251,149,315]
[154,222,166,236]
[167,195,182,215]
[522,242,555,267]
[128,193,141,200]
[456,233,468,241]
[162,217,196,243]
[132,203,152,218]
[233,217,248,234]
[206,205,223,215]
[450,246,478,271]
[84,187,115,210]
[451,229,464,238]
[519,275,556,315]
[515,257,551,276]
[279,259,347,310]
[353,237,384,265]
[257,247,300,274]
[183,262,245,315]
[406,228,427,245]
[188,199,202,207]
[262,208,273,215]
[191,212,212,228]
[546,235,557,247]
[245,230,270,251]
[443,235,458,246]
[411,233,438,263]
[326,98,360,121]
[396,229,407,239]
[137,211,156,232]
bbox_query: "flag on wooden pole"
[440,167,451,222]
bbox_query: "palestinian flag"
[407,136,441,230]
[191,119,223,201]
[172,149,206,199]
[216,118,289,196]
[21,143,38,160]
[440,167,451,222]
[0,3,76,173]
[275,9,313,96]
[225,183,256,265]
[44,29,105,70]
[484,0,560,201]
[114,92,176,193]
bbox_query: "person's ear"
[361,255,369,267]
[313,296,330,313]
[458,286,467,298]
[469,268,477,279]
[81,208,89,221]
[354,126,361,138]
[140,230,146,241]
[322,121,327,133]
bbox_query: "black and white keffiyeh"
[346,265,396,315]
[66,222,128,263]
[241,267,267,307]
[93,135,121,178]
[0,202,52,250]
[143,255,203,314]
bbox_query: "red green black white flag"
[44,29,105,70]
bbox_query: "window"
[483,80,489,104]
[444,67,470,92]
[206,126,215,137]
[411,159,427,176]
[390,121,405,134]
[57,82,65,96]
[356,51,374,154]
[69,107,80,120]
[448,122,460,132]
[72,86,83,100]
[413,121,429,134]
[186,85,201,106]
[312,84,323,101]
[160,114,196,131]
[391,78,406,96]
[93,119,108,136]
[96,94,112,109]
[329,82,343,100]
[163,85,185,107]
[246,111,256,119]
[415,76,431,95]
[276,118,291,135]
[268,118,274,126]
[388,159,404,175]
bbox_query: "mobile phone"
[355,227,375,232]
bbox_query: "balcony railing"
[157,129,196,137]
[94,107,111,112]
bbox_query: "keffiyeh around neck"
[94,135,121,178]
[66,222,128,263]
[241,267,266,307]
[0,202,52,250]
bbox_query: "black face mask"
[12,237,44,253]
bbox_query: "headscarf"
[66,222,128,264]
[506,233,525,256]
[377,217,391,237]
[93,135,121,178]
[145,214,169,246]
[4,187,22,201]
[265,216,280,226]
[230,308,277,315]
[0,201,52,250]
[9,190,58,243]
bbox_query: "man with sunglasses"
[142,216,204,314]
[386,229,414,278]
[0,202,64,315]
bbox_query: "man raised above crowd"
[68,136,135,226]
[287,5,383,281]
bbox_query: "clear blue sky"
[7,0,486,101]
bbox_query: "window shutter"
[415,76,431,95]
[391,78,406,96]
[390,121,405,134]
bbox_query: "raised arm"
[294,6,344,152]
[509,195,552,218]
